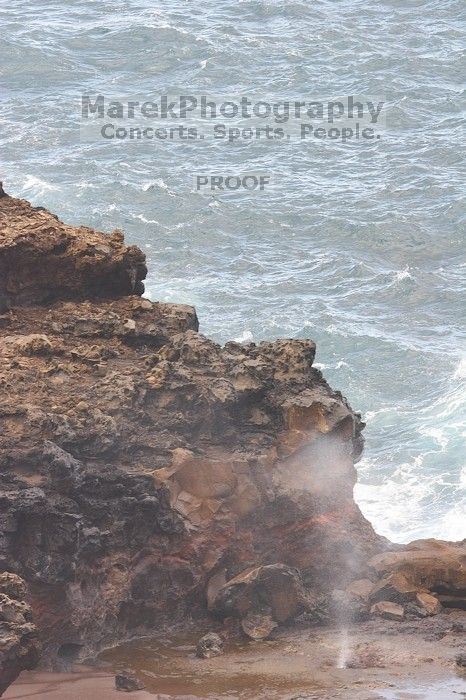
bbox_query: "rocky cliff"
[0,187,464,693]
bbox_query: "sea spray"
[336,626,349,669]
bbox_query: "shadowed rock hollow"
[0,187,464,694]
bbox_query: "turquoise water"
[0,0,465,542]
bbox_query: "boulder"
[211,564,307,624]
[195,633,224,659]
[370,601,405,621]
[369,540,466,598]
[347,579,374,602]
[369,572,419,605]
[115,669,146,692]
[330,578,375,621]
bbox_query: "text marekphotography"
[80,94,386,144]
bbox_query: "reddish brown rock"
[369,572,420,605]
[0,190,385,690]
[370,601,404,621]
[0,189,146,310]
[347,579,374,602]
[369,539,466,607]
[414,592,442,616]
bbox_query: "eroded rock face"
[0,573,40,696]
[368,539,466,608]
[0,186,147,310]
[0,189,387,681]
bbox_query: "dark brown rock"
[211,564,307,624]
[115,669,146,692]
[0,189,147,310]
[195,632,224,658]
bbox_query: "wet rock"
[195,632,224,659]
[241,612,278,640]
[212,564,307,624]
[370,601,405,621]
[346,642,385,669]
[115,669,146,691]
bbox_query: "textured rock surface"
[115,669,146,692]
[0,185,146,310]
[370,601,405,621]
[211,564,308,624]
[195,632,224,658]
[0,573,40,695]
[369,539,466,608]
[0,190,383,675]
[1,189,463,694]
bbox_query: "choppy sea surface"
[1,0,465,543]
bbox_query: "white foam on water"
[453,355,466,380]
[394,265,414,281]
[22,175,60,197]
[234,330,254,343]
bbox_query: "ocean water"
[0,0,465,543]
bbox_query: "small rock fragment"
[195,632,224,659]
[455,653,466,668]
[370,600,405,621]
[115,669,146,692]
[415,592,442,616]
